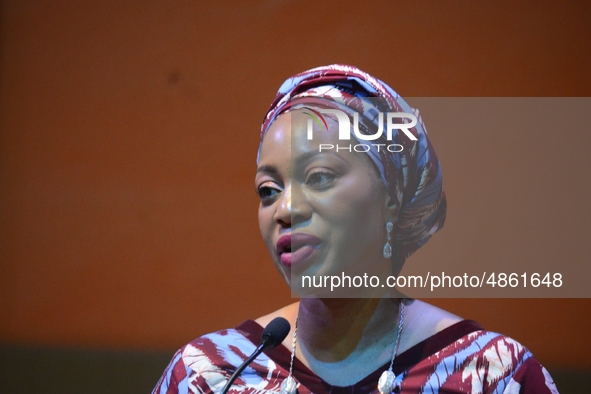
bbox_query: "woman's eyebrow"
[294,151,324,168]
[295,150,348,169]
[256,151,344,176]
[256,152,324,175]
[256,165,279,175]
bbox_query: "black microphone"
[220,317,290,394]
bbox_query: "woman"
[152,65,558,393]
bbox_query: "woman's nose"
[274,183,311,227]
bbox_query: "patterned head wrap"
[259,64,446,265]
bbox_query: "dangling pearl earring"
[383,221,393,259]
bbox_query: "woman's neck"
[256,297,462,386]
[298,298,400,367]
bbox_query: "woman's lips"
[276,233,322,267]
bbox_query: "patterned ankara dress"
[152,320,559,394]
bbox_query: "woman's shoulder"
[411,327,559,393]
[152,322,283,394]
[401,301,559,393]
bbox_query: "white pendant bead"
[377,370,396,394]
[280,375,297,394]
[386,221,393,233]
[383,243,392,259]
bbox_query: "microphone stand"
[220,317,290,394]
[219,336,271,394]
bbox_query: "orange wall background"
[1,0,590,371]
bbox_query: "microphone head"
[261,317,290,348]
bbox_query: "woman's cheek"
[258,208,273,246]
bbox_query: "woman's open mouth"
[276,233,321,267]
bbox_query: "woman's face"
[255,110,394,296]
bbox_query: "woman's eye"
[305,171,336,188]
[257,183,282,203]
